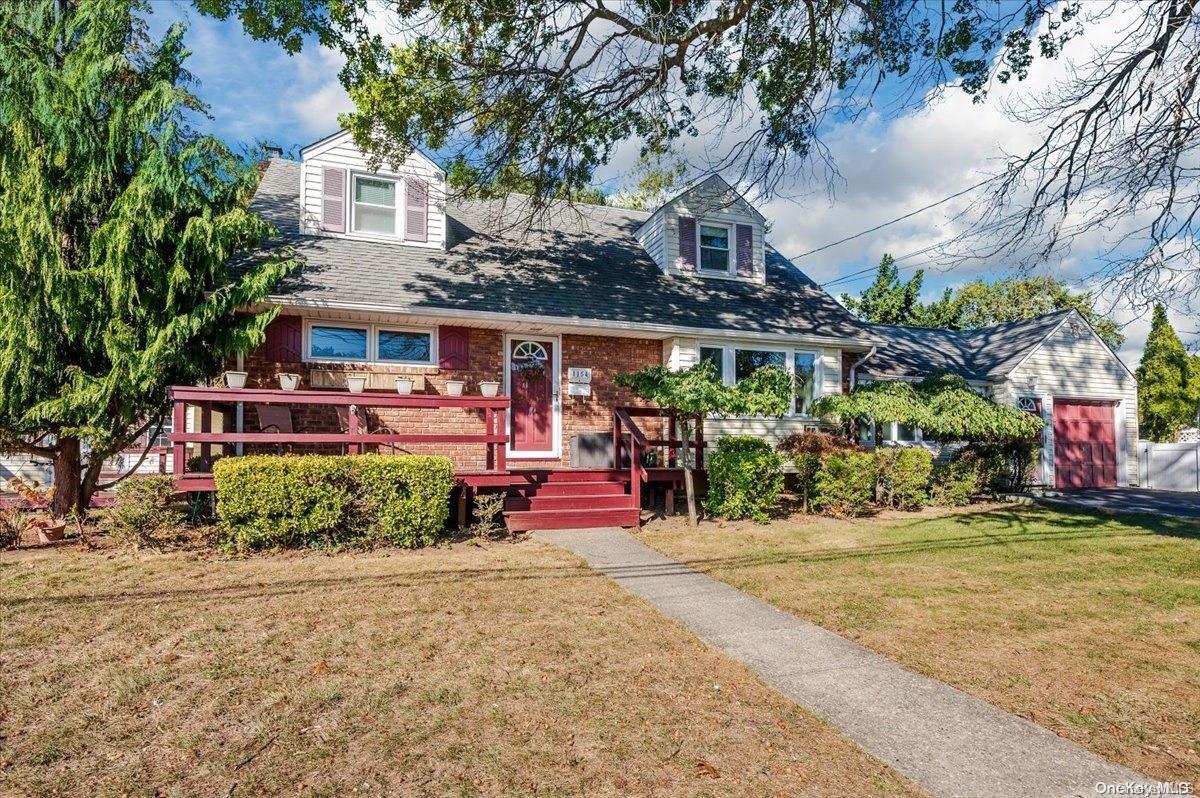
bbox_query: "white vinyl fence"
[1138,441,1200,492]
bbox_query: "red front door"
[1053,399,1118,488]
[510,339,554,453]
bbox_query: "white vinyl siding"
[300,130,446,249]
[999,319,1139,486]
[646,176,766,282]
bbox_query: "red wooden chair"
[335,405,402,455]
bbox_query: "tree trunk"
[683,466,699,526]
[49,436,82,519]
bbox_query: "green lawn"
[640,504,1200,782]
[0,540,922,798]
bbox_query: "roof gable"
[300,128,447,178]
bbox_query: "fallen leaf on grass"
[310,659,330,676]
[695,759,720,779]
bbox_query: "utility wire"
[786,174,998,262]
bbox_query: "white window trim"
[349,172,406,241]
[303,320,437,366]
[696,221,735,276]
[699,342,823,417]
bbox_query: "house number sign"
[568,367,592,397]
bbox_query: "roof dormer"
[635,175,767,284]
[298,129,448,250]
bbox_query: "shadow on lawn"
[657,506,1200,577]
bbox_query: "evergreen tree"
[1136,305,1200,442]
[0,0,294,516]
[841,255,925,325]
[920,276,1124,350]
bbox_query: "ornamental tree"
[615,362,789,524]
[0,0,294,517]
[812,375,1044,444]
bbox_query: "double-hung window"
[306,322,434,365]
[698,224,732,273]
[352,175,398,235]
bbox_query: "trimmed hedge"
[213,454,454,551]
[703,435,783,523]
[876,447,934,510]
[813,451,878,516]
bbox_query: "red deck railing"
[167,386,510,492]
[613,407,705,503]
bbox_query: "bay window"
[699,343,822,416]
[306,321,435,365]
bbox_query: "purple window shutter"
[405,178,428,242]
[677,216,697,271]
[438,326,469,369]
[320,167,346,233]
[265,315,303,363]
[736,224,754,277]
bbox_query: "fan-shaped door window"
[510,339,554,454]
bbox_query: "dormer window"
[352,175,398,235]
[699,224,732,273]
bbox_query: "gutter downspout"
[849,345,877,391]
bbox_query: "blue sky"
[150,1,1184,367]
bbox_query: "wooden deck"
[167,386,703,531]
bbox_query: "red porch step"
[504,507,640,532]
[504,493,633,512]
[500,468,640,532]
[510,480,627,497]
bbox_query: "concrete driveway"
[1039,488,1200,520]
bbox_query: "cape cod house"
[151,129,1140,528]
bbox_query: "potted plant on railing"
[277,372,300,391]
[479,380,500,397]
[445,379,466,397]
[395,376,414,395]
[224,370,248,389]
[347,375,367,393]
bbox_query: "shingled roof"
[860,310,1078,381]
[249,159,872,343]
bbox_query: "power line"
[786,174,998,262]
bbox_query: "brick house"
[151,128,1140,528]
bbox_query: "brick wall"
[232,322,662,469]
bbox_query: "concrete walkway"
[537,528,1151,798]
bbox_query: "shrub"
[470,491,508,541]
[956,440,1039,492]
[102,475,185,548]
[213,454,454,551]
[876,447,934,510]
[930,456,980,506]
[0,508,22,549]
[813,451,878,516]
[703,435,784,523]
[777,431,863,512]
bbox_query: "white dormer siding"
[636,175,767,284]
[298,129,447,250]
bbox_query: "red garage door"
[1053,400,1118,488]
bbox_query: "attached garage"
[1052,399,1119,488]
[859,309,1139,487]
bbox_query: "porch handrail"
[167,386,510,491]
[613,408,647,495]
[614,406,706,470]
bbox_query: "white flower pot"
[347,375,367,394]
[395,377,414,395]
[278,373,300,391]
[446,380,465,397]
[479,381,500,397]
[224,370,248,389]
